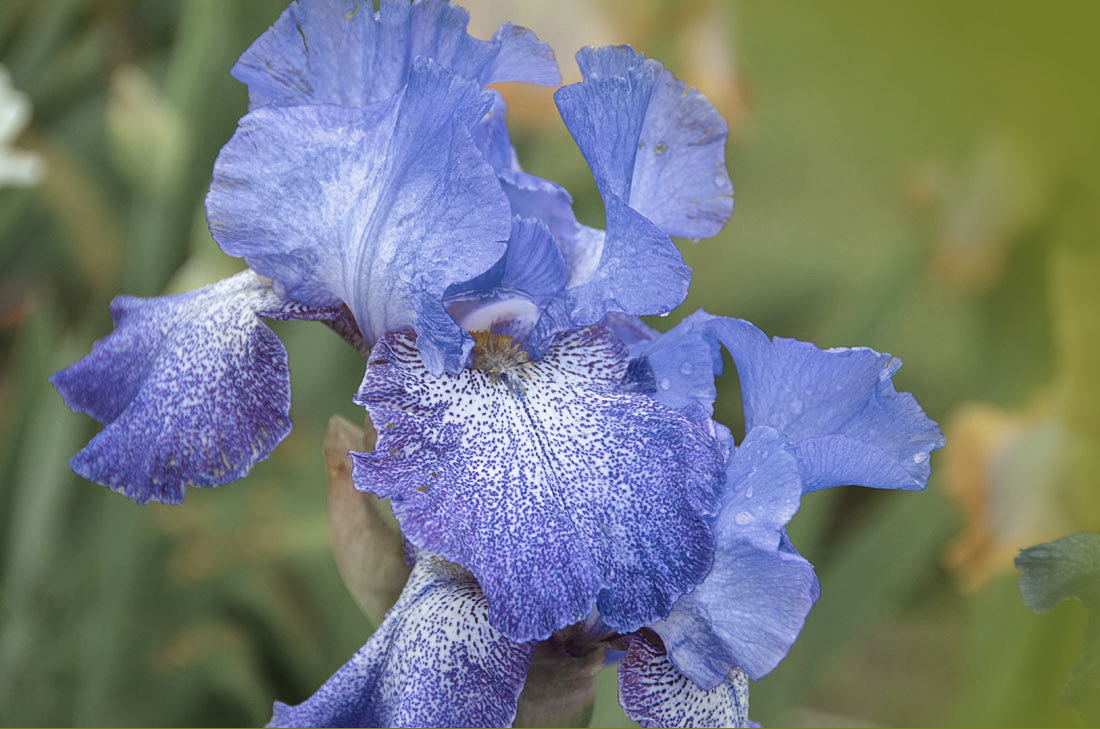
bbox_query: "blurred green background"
[2,1,1098,726]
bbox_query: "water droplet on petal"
[659,377,671,391]
[734,511,754,525]
[679,362,694,376]
[913,452,929,464]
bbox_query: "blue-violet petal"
[654,426,818,685]
[562,45,733,239]
[235,0,559,110]
[708,316,945,492]
[207,60,511,373]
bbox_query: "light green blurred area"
[1,1,1097,726]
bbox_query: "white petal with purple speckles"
[234,0,559,110]
[352,325,723,642]
[269,555,533,729]
[619,630,749,729]
[207,60,511,374]
[50,271,332,504]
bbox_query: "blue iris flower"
[51,1,944,726]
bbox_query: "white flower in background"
[0,65,43,187]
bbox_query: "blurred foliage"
[1,1,1098,727]
[1017,533,1100,726]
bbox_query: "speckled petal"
[559,46,733,239]
[49,271,332,504]
[269,555,533,728]
[708,316,946,492]
[234,0,559,110]
[206,60,511,373]
[619,630,749,729]
[352,325,723,642]
[655,427,818,686]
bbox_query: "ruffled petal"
[708,316,946,492]
[566,195,693,326]
[207,60,511,374]
[637,310,723,414]
[619,630,750,729]
[269,555,533,728]
[561,45,733,239]
[49,271,332,504]
[235,0,559,110]
[655,427,818,686]
[352,325,723,642]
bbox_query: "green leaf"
[1017,532,1100,725]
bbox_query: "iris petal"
[49,271,332,504]
[708,316,946,492]
[269,555,533,728]
[352,325,722,641]
[654,427,817,686]
[619,630,750,729]
[207,60,511,373]
[555,45,732,326]
[234,0,559,110]
[563,46,733,238]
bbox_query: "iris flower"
[51,1,943,726]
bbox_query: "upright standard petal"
[708,316,946,492]
[619,630,750,729]
[234,0,559,110]
[352,325,723,642]
[269,555,533,728]
[654,427,818,686]
[207,61,511,374]
[561,46,733,238]
[554,45,733,326]
[49,271,332,504]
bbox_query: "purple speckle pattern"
[619,630,749,729]
[269,555,533,728]
[50,271,328,504]
[352,324,723,642]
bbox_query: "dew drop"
[679,362,694,376]
[659,377,671,391]
[734,511,754,525]
[913,452,929,464]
